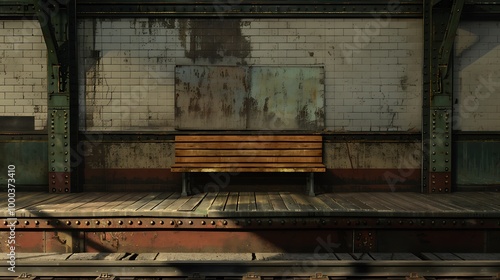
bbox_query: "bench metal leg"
[307,172,315,197]
[181,173,189,196]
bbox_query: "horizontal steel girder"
[2,0,500,18]
[2,217,500,230]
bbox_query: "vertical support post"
[307,172,315,197]
[181,173,188,196]
[422,0,464,193]
[36,0,74,193]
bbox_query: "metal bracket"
[242,273,261,280]
[96,273,116,280]
[15,274,35,280]
[354,230,376,252]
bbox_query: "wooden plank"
[434,194,487,212]
[172,167,326,173]
[68,253,127,261]
[224,192,239,212]
[434,253,462,260]
[237,192,256,211]
[164,196,192,212]
[280,192,301,211]
[268,192,288,211]
[452,193,500,211]
[335,253,354,260]
[390,193,452,212]
[209,192,229,212]
[175,156,323,163]
[369,253,420,260]
[193,192,218,214]
[35,193,92,212]
[290,193,315,211]
[317,194,347,211]
[113,193,160,211]
[454,253,500,260]
[24,193,87,211]
[95,192,145,211]
[172,163,325,168]
[255,192,274,211]
[136,253,159,261]
[6,192,47,209]
[302,196,334,212]
[370,193,421,212]
[326,194,365,211]
[351,253,374,260]
[176,149,322,157]
[178,192,207,211]
[351,193,393,212]
[175,142,322,150]
[349,193,403,212]
[420,253,441,260]
[337,193,377,211]
[76,193,134,212]
[175,135,322,142]
[404,193,469,212]
[150,192,181,211]
[53,193,108,213]
[135,192,174,211]
[15,193,65,210]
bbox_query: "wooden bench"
[171,135,325,196]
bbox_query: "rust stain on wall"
[177,19,251,63]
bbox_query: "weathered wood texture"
[171,135,326,173]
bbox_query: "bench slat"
[174,156,323,163]
[172,163,325,168]
[175,135,322,142]
[175,142,322,150]
[171,167,326,173]
[175,149,322,157]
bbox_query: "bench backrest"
[172,135,325,172]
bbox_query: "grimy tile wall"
[454,21,500,131]
[0,20,47,130]
[2,19,498,132]
[78,18,423,132]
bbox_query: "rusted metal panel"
[175,66,324,130]
[0,142,47,187]
[0,231,45,253]
[456,141,500,186]
[248,66,325,130]
[84,230,350,253]
[175,66,249,130]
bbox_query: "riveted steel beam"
[422,0,464,194]
[36,0,75,193]
[3,217,500,230]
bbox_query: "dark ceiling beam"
[1,0,500,18]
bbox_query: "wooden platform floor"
[1,191,500,218]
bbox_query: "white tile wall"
[78,18,423,131]
[0,20,47,130]
[454,21,500,131]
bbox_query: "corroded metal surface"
[175,66,249,130]
[175,66,325,130]
[248,67,325,130]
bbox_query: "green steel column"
[36,0,72,193]
[423,0,464,193]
